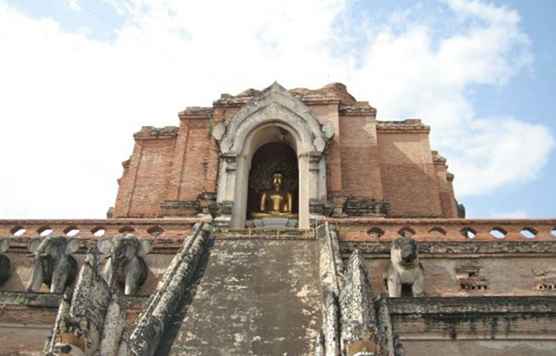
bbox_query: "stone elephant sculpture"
[97,234,152,295]
[27,236,79,293]
[383,235,424,297]
[0,238,11,286]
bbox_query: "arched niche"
[213,83,332,228]
[247,142,299,218]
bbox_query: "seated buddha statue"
[257,172,294,217]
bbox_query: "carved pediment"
[214,82,334,156]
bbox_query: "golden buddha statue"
[255,172,294,217]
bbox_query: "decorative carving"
[344,197,390,216]
[322,124,335,140]
[216,82,332,156]
[161,194,217,218]
[329,195,348,217]
[455,264,488,291]
[366,227,385,239]
[211,122,226,141]
[314,137,326,152]
[197,192,217,216]
[128,224,209,356]
[97,234,152,296]
[160,200,200,217]
[340,250,380,356]
[533,268,556,291]
[217,201,234,215]
[340,240,556,256]
[27,236,80,293]
[384,236,424,297]
[316,224,402,356]
[310,199,335,216]
[46,252,127,356]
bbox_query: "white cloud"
[64,0,81,11]
[0,0,553,218]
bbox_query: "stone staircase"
[159,230,322,355]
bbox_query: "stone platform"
[246,217,298,229]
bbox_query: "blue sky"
[0,0,554,219]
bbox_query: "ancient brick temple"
[0,83,555,356]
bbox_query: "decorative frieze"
[533,268,556,292]
[160,200,200,217]
[455,264,488,291]
[340,240,556,257]
[344,197,390,217]
[310,199,335,216]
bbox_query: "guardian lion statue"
[384,235,424,297]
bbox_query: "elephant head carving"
[97,234,152,295]
[383,235,424,297]
[27,236,80,293]
[0,238,11,286]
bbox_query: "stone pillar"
[298,154,310,229]
[215,154,238,227]
[232,155,250,228]
[309,153,322,201]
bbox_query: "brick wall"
[309,104,343,193]
[378,129,443,217]
[434,159,458,218]
[175,118,213,200]
[340,115,383,198]
[129,138,176,217]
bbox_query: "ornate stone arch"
[212,82,334,228]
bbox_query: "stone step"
[163,237,322,355]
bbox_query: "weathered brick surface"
[112,83,457,219]
[340,115,383,198]
[403,340,556,356]
[390,297,556,356]
[378,131,443,217]
[115,136,176,218]
[434,153,458,218]
[358,256,556,297]
[0,323,51,355]
[175,118,213,201]
[165,120,190,201]
[326,217,556,241]
[0,291,145,354]
[130,139,176,217]
[310,103,343,193]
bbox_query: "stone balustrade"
[325,218,556,241]
[1,218,555,242]
[0,218,205,240]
